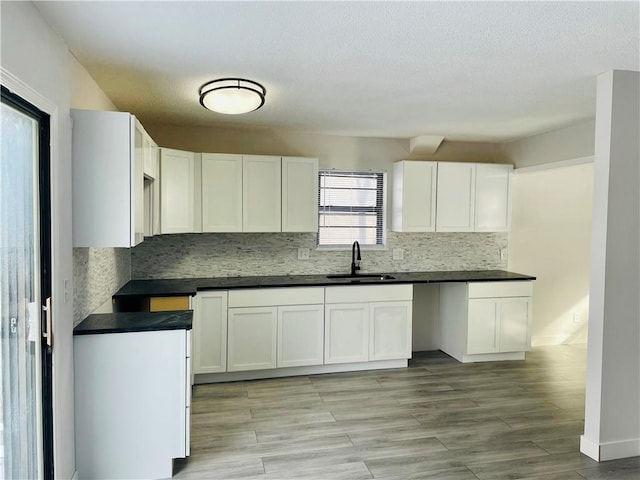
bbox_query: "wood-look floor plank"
[365,441,549,478]
[575,455,640,479]
[165,346,639,480]
[467,452,598,480]
[372,466,480,480]
[262,437,447,473]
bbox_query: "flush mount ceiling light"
[199,78,266,115]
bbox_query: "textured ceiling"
[35,1,639,141]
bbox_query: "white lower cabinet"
[369,301,413,361]
[227,307,277,371]
[439,281,533,363]
[74,329,190,480]
[277,304,324,367]
[325,285,413,364]
[324,303,370,364]
[193,291,227,374]
[191,284,414,380]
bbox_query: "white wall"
[69,53,117,112]
[68,54,132,325]
[502,118,595,168]
[509,162,593,345]
[581,70,640,461]
[1,2,75,478]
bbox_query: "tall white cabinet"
[392,161,437,232]
[71,109,145,247]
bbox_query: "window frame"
[316,169,387,250]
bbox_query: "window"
[317,170,385,247]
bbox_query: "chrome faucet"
[351,241,361,276]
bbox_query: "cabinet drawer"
[468,281,533,298]
[228,287,324,308]
[325,284,413,304]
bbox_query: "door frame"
[2,68,57,480]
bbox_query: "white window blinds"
[317,170,385,247]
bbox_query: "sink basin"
[326,274,395,281]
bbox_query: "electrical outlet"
[500,248,507,260]
[297,248,310,260]
[573,312,582,323]
[393,248,404,260]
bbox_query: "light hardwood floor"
[172,345,640,479]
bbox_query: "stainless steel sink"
[326,274,395,281]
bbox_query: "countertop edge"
[74,311,193,336]
[113,270,536,298]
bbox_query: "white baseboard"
[580,435,640,461]
[532,335,587,347]
[195,359,408,384]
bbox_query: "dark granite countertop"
[74,310,193,335]
[114,270,536,298]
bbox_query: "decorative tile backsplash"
[131,232,508,279]
[73,247,131,325]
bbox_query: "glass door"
[1,86,53,479]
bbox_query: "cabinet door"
[467,298,499,354]
[369,301,412,361]
[193,292,228,374]
[499,297,532,352]
[282,157,319,232]
[227,307,277,371]
[436,162,476,232]
[243,155,281,232]
[71,110,139,247]
[475,163,512,232]
[160,148,195,234]
[152,144,161,235]
[324,303,369,364]
[392,161,437,232]
[277,304,324,367]
[132,121,145,246]
[202,153,243,232]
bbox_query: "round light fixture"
[199,78,266,115]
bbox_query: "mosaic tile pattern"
[73,247,131,325]
[131,232,508,279]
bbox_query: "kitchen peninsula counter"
[74,310,192,335]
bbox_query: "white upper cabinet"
[199,154,317,233]
[243,155,282,232]
[201,153,243,232]
[474,163,513,232]
[138,122,159,238]
[160,148,196,234]
[281,157,319,232]
[71,109,144,247]
[436,162,476,232]
[392,160,437,232]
